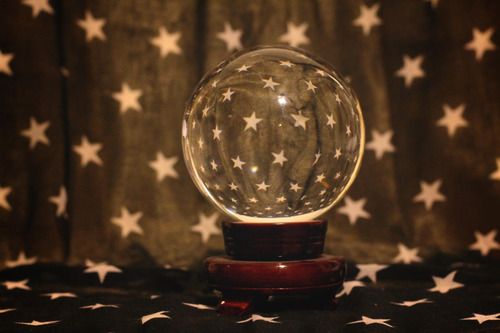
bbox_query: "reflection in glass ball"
[182,46,364,222]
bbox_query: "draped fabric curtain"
[0,0,498,269]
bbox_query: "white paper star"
[429,270,464,294]
[16,320,60,326]
[326,113,336,128]
[191,212,220,244]
[0,51,14,76]
[141,311,170,324]
[231,156,246,169]
[262,77,280,90]
[149,152,178,181]
[212,125,222,140]
[222,88,235,102]
[22,0,53,17]
[237,314,280,324]
[304,80,317,92]
[347,316,393,328]
[391,298,432,307]
[337,196,370,225]
[413,179,446,211]
[5,251,37,268]
[395,54,425,87]
[43,292,77,300]
[229,182,238,191]
[182,303,216,310]
[77,10,106,42]
[334,148,342,159]
[243,112,263,131]
[393,243,422,264]
[49,186,67,218]
[256,181,271,191]
[210,160,218,171]
[336,280,366,297]
[315,173,326,183]
[291,111,309,130]
[2,279,31,291]
[290,182,302,192]
[236,64,251,72]
[436,104,468,137]
[465,27,496,61]
[150,27,181,57]
[272,150,288,166]
[461,313,500,324]
[80,303,119,310]
[20,117,50,149]
[73,136,103,167]
[112,207,143,238]
[279,60,294,68]
[366,129,395,159]
[490,158,500,181]
[353,3,382,36]
[112,83,142,113]
[84,259,122,284]
[279,22,309,48]
[217,22,243,52]
[0,186,12,211]
[469,230,500,256]
[355,264,387,283]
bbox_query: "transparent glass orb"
[182,46,364,222]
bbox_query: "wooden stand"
[204,220,345,315]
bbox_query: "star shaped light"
[304,80,317,92]
[366,129,395,159]
[395,54,425,87]
[490,158,500,181]
[0,50,14,76]
[393,243,422,264]
[20,117,50,149]
[2,279,31,291]
[150,27,182,57]
[42,292,77,300]
[429,270,464,294]
[237,314,280,324]
[353,3,382,36]
[347,316,393,328]
[0,186,12,211]
[149,152,178,181]
[336,280,366,297]
[290,182,302,192]
[256,181,271,191]
[337,196,370,225]
[22,0,53,17]
[112,83,142,113]
[243,112,263,131]
[5,251,37,268]
[217,22,243,52]
[279,22,309,48]
[141,311,170,324]
[111,207,143,238]
[80,303,119,310]
[222,88,235,102]
[77,10,106,42]
[16,320,60,326]
[262,77,280,90]
[413,179,446,211]
[231,156,246,169]
[391,298,432,307]
[191,212,220,244]
[73,136,103,167]
[436,104,468,137]
[291,111,309,130]
[326,113,336,128]
[272,150,288,166]
[461,313,500,324]
[49,186,67,218]
[212,125,222,140]
[84,259,122,284]
[465,27,496,61]
[355,263,387,283]
[469,230,500,256]
[236,64,251,72]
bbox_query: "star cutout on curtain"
[337,196,370,225]
[149,152,178,181]
[279,60,294,67]
[111,207,143,238]
[279,22,309,48]
[336,280,366,297]
[334,148,342,159]
[355,264,388,283]
[395,54,425,87]
[256,181,271,191]
[49,186,67,218]
[112,83,142,113]
[0,309,15,314]
[366,129,395,159]
[191,212,220,244]
[461,313,500,324]
[80,303,119,310]
[73,136,103,167]
[291,111,309,129]
[429,270,464,294]
[413,179,446,211]
[393,243,422,264]
[353,3,382,36]
[347,316,393,328]
[243,112,263,131]
[141,311,170,324]
[20,117,50,149]
[304,80,317,92]
[0,186,12,211]
[490,158,500,180]
[272,150,288,166]
[150,27,182,57]
[210,160,218,170]
[315,173,326,183]
[222,88,235,102]
[2,279,31,291]
[211,126,222,141]
[436,104,468,137]
[469,230,500,256]
[84,259,122,284]
[5,251,37,268]
[77,10,106,42]
[290,182,302,192]
[465,27,496,61]
[262,77,280,90]
[236,64,251,72]
[237,314,280,324]
[183,303,216,311]
[0,51,14,76]
[326,113,336,128]
[391,298,432,307]
[231,156,246,169]
[217,22,243,52]
[16,320,60,326]
[42,292,77,300]
[22,0,53,17]
[229,182,238,191]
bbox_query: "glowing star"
[336,280,366,297]
[231,156,246,169]
[210,160,218,170]
[222,88,235,102]
[243,112,263,131]
[5,252,37,268]
[112,83,142,113]
[395,54,425,87]
[465,28,496,61]
[191,212,220,244]
[461,313,500,324]
[366,129,395,159]
[212,125,222,140]
[73,136,103,167]
[436,104,468,137]
[0,50,14,76]
[141,311,170,324]
[315,173,326,183]
[150,27,181,57]
[413,179,446,211]
[429,271,464,294]
[80,303,119,310]
[337,196,370,225]
[20,117,50,149]
[236,64,251,72]
[272,150,288,166]
[355,264,387,283]
[49,186,68,218]
[256,181,271,192]
[326,113,336,128]
[111,207,143,238]
[347,316,393,328]
[469,230,500,256]
[490,158,500,181]
[43,292,77,300]
[0,186,12,211]
[279,22,309,48]
[217,22,243,52]
[2,279,31,291]
[334,148,342,159]
[353,3,382,36]
[77,10,106,42]
[229,182,238,191]
[291,111,309,129]
[149,152,178,181]
[262,77,280,90]
[391,298,432,307]
[182,303,216,310]
[393,243,422,264]
[304,80,317,92]
[290,183,302,192]
[16,320,60,326]
[22,0,53,17]
[276,196,286,203]
[237,314,280,324]
[84,259,122,284]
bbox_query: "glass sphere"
[182,46,364,222]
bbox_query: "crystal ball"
[182,46,364,222]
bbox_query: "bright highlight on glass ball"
[182,46,364,222]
